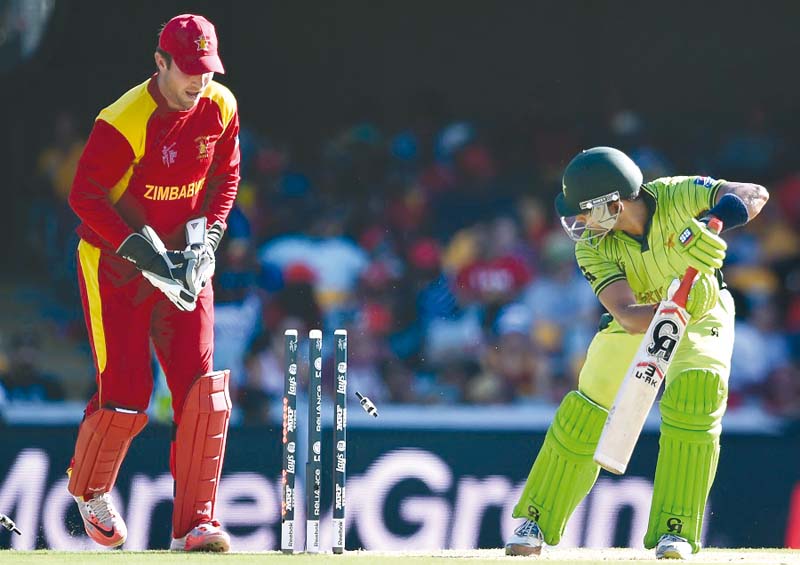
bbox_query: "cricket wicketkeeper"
[66,14,239,551]
[505,147,768,559]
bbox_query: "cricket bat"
[593,217,723,475]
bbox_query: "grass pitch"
[0,548,798,565]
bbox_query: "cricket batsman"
[505,147,768,559]
[66,14,239,551]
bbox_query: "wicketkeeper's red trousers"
[76,239,214,424]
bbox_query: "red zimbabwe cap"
[159,14,225,75]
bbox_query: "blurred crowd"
[3,94,800,424]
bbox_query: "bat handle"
[671,217,723,308]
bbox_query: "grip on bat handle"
[671,217,723,308]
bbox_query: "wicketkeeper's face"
[156,51,214,111]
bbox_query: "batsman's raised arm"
[711,181,769,226]
[591,179,769,336]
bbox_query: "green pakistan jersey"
[573,175,735,411]
[575,176,723,304]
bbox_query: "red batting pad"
[172,370,232,538]
[68,408,148,499]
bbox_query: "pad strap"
[67,407,147,499]
[172,370,232,538]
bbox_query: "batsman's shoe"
[170,520,230,552]
[656,534,692,560]
[74,492,126,547]
[505,519,544,556]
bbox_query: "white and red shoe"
[170,520,231,552]
[74,492,126,548]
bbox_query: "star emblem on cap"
[195,34,212,52]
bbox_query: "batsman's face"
[561,202,622,246]
[156,53,213,111]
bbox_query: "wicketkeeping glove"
[675,217,727,276]
[666,273,720,319]
[116,226,198,311]
[182,218,224,295]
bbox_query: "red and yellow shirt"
[69,75,240,252]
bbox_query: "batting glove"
[666,273,720,319]
[675,217,727,276]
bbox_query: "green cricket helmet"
[556,146,643,244]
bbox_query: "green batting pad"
[513,391,607,545]
[644,369,727,552]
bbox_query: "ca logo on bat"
[646,319,680,362]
